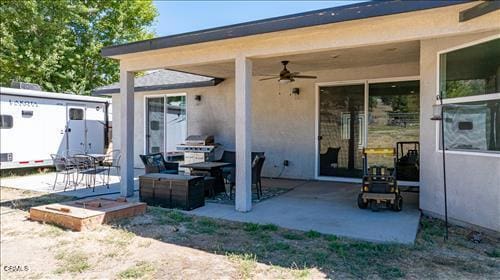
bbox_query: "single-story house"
[96,0,500,233]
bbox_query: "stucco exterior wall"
[419,31,500,232]
[112,61,419,179]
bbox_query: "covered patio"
[111,40,423,212]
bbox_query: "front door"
[318,84,365,178]
[66,104,86,155]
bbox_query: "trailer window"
[0,115,13,129]
[22,110,33,118]
[69,108,84,120]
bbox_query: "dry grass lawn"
[1,187,499,279]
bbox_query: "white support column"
[120,66,135,197]
[235,55,252,212]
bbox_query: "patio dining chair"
[139,153,179,174]
[218,151,264,188]
[229,155,266,200]
[50,154,77,191]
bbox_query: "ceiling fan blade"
[259,76,279,81]
[292,75,317,79]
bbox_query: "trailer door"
[66,105,86,155]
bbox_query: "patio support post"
[120,67,135,197]
[234,55,252,212]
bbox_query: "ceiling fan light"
[279,78,291,84]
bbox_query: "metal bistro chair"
[74,154,109,192]
[50,154,77,191]
[139,153,179,174]
[229,155,266,200]
[101,149,121,182]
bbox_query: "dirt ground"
[1,187,499,280]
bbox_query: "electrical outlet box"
[283,160,289,166]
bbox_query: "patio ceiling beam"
[120,67,135,197]
[234,55,253,212]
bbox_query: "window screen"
[442,100,500,152]
[69,108,84,120]
[0,115,13,129]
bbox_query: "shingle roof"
[92,69,223,95]
[101,0,469,57]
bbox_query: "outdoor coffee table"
[180,162,232,194]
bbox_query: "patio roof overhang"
[101,0,469,58]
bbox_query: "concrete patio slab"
[1,172,420,244]
[190,179,421,244]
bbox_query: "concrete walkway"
[1,172,420,244]
[191,179,421,244]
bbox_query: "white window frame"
[143,93,187,155]
[435,34,500,157]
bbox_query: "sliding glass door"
[317,80,420,180]
[145,94,186,156]
[318,84,365,178]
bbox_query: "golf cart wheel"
[370,201,379,212]
[357,193,368,209]
[392,195,403,212]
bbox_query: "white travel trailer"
[0,87,111,169]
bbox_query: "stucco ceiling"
[169,40,420,78]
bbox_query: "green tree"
[0,0,157,95]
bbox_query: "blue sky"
[152,1,364,36]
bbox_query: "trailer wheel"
[392,195,403,212]
[357,194,368,209]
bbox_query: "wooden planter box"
[139,173,205,210]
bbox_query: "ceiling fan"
[259,61,317,83]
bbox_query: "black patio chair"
[218,151,264,187]
[229,155,266,200]
[139,153,179,174]
[50,154,77,191]
[320,147,341,175]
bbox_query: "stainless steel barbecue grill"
[176,135,222,173]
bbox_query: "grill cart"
[357,148,403,212]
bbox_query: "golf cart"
[357,147,403,211]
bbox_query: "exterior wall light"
[194,95,202,102]
[291,88,300,96]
